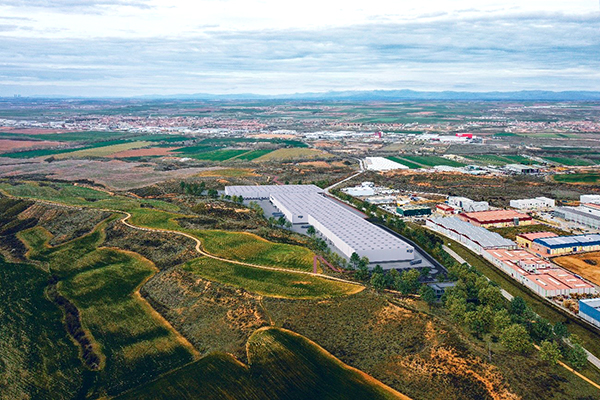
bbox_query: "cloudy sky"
[0,0,598,96]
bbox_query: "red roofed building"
[516,231,559,249]
[436,204,456,216]
[459,209,534,228]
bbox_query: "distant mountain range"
[133,90,600,101]
[5,90,600,101]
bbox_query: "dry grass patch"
[554,251,600,286]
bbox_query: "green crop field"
[542,156,595,166]
[397,155,466,168]
[182,257,362,299]
[189,149,249,161]
[234,149,274,160]
[0,256,85,400]
[553,173,600,185]
[18,223,197,397]
[116,327,405,400]
[386,156,424,169]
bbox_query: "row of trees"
[444,261,587,368]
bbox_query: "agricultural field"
[0,138,64,152]
[234,148,274,160]
[1,139,131,158]
[53,141,153,159]
[386,156,423,169]
[554,252,600,286]
[186,149,249,161]
[553,173,600,185]
[542,156,595,166]
[182,257,362,299]
[394,155,466,168]
[463,154,536,166]
[116,327,407,400]
[489,224,571,240]
[108,146,182,158]
[255,147,332,161]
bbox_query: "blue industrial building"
[579,299,600,329]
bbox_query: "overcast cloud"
[0,0,598,96]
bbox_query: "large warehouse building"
[225,185,415,263]
[579,299,600,329]
[530,234,600,257]
[426,217,516,255]
[554,205,600,230]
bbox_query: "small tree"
[349,252,361,270]
[539,340,561,365]
[277,216,286,226]
[354,264,370,281]
[553,322,569,339]
[371,272,386,290]
[567,343,588,370]
[306,226,316,236]
[284,220,292,229]
[509,297,527,319]
[500,324,533,354]
[419,285,436,308]
[493,309,512,333]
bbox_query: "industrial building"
[225,185,415,263]
[516,231,559,249]
[504,164,540,174]
[364,157,409,171]
[579,299,600,329]
[447,196,489,212]
[342,182,376,197]
[510,197,555,211]
[436,204,457,215]
[530,234,600,257]
[554,206,600,230]
[459,209,534,228]
[426,217,516,255]
[482,249,594,297]
[396,205,432,218]
[581,194,600,205]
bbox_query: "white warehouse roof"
[364,157,409,171]
[226,185,414,262]
[429,216,516,249]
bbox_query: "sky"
[0,0,599,96]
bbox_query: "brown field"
[0,127,68,135]
[108,147,182,158]
[0,139,64,152]
[196,168,258,178]
[297,161,332,168]
[0,158,221,190]
[554,251,600,286]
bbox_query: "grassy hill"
[115,327,409,400]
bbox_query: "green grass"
[188,149,249,161]
[0,256,85,400]
[234,149,275,160]
[553,173,600,185]
[396,155,466,168]
[191,229,315,271]
[182,257,362,299]
[18,222,196,397]
[464,154,513,166]
[386,156,423,169]
[53,141,153,159]
[542,157,595,166]
[116,327,405,400]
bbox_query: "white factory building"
[225,185,415,263]
[447,196,489,212]
[581,195,600,205]
[510,197,555,211]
